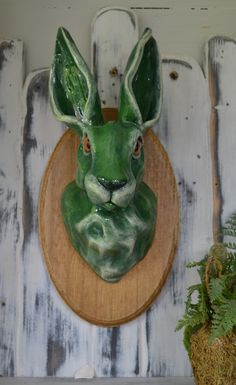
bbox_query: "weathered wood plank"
[20,69,64,375]
[92,7,138,108]
[207,37,236,231]
[0,40,24,376]
[148,57,214,375]
[0,377,194,385]
[20,70,101,377]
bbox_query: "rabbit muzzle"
[84,174,136,208]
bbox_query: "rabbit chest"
[62,180,156,283]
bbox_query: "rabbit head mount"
[49,27,162,283]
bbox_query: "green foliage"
[176,213,236,356]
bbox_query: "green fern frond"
[224,214,236,228]
[210,299,236,342]
[223,229,236,237]
[225,242,236,250]
[209,277,226,302]
[209,323,225,342]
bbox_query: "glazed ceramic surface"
[49,27,162,282]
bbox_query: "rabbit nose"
[98,177,127,192]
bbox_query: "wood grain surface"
[19,70,68,376]
[39,126,179,326]
[207,36,236,238]
[149,56,214,376]
[0,40,23,376]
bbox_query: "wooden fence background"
[0,7,236,378]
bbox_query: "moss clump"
[191,326,236,385]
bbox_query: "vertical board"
[92,7,138,109]
[0,40,23,376]
[148,58,214,375]
[20,70,63,375]
[20,70,99,376]
[207,37,236,230]
[92,8,142,377]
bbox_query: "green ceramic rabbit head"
[49,27,162,282]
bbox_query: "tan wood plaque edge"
[39,126,179,327]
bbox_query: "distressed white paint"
[149,57,214,376]
[91,7,138,108]
[206,37,236,225]
[0,40,24,376]
[19,70,64,375]
[19,70,100,377]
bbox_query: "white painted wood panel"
[20,69,65,375]
[206,37,236,228]
[2,8,234,380]
[150,57,214,376]
[19,70,98,377]
[0,40,24,376]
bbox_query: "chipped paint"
[0,40,23,376]
[0,41,14,71]
[206,37,236,236]
[47,337,66,375]
[149,56,213,376]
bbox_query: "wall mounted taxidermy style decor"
[49,27,161,283]
[39,19,178,326]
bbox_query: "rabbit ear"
[49,27,104,131]
[119,28,162,131]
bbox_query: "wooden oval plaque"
[39,127,179,326]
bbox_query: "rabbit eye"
[83,133,91,154]
[132,136,143,158]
